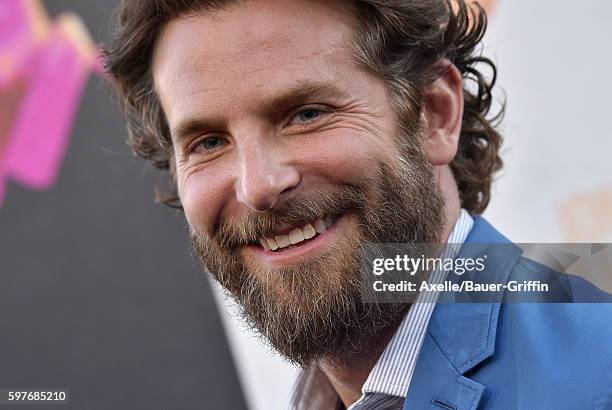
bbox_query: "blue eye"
[197,136,226,152]
[295,109,321,122]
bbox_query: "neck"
[318,313,406,408]
[438,166,462,244]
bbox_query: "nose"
[234,142,301,212]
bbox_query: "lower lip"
[242,213,351,267]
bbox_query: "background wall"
[483,0,612,243]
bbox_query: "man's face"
[153,0,444,365]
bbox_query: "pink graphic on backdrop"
[0,0,101,206]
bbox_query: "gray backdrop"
[0,1,247,409]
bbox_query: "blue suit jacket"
[403,217,612,410]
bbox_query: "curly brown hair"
[104,0,503,214]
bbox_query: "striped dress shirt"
[289,209,474,410]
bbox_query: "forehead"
[152,0,361,126]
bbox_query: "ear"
[422,62,464,166]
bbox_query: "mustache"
[211,185,366,249]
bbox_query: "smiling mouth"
[258,215,338,252]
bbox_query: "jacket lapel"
[403,217,522,410]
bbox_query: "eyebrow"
[170,81,349,144]
[260,81,349,114]
[171,119,216,147]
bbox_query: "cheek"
[178,168,229,235]
[296,129,396,183]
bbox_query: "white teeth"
[314,219,327,234]
[289,228,305,244]
[267,238,279,251]
[260,239,271,251]
[325,216,333,228]
[303,223,316,239]
[260,215,339,251]
[275,234,290,248]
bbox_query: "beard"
[189,134,445,367]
